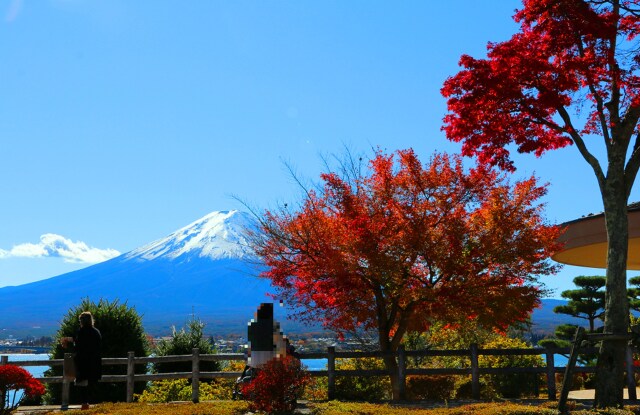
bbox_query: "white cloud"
[0,234,120,264]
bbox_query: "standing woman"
[74,311,102,410]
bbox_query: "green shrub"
[333,356,391,401]
[405,375,456,400]
[415,321,545,399]
[452,376,496,400]
[153,316,220,374]
[136,379,232,403]
[479,336,544,398]
[44,298,149,404]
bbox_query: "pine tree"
[554,276,606,332]
[153,316,220,375]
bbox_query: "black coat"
[74,326,102,382]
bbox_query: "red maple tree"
[252,149,561,400]
[442,0,640,407]
[0,364,45,415]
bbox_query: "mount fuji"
[0,211,299,337]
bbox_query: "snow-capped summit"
[0,209,289,336]
[125,210,257,262]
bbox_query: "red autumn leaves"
[0,364,45,414]
[253,150,562,352]
[442,0,640,172]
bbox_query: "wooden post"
[559,327,584,414]
[397,346,406,400]
[327,346,336,401]
[0,355,7,365]
[192,348,200,403]
[626,345,637,402]
[62,353,72,410]
[470,343,480,400]
[126,351,135,403]
[545,348,556,400]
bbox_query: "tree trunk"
[594,176,630,408]
[377,329,404,400]
[382,351,403,401]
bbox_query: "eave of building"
[551,202,640,270]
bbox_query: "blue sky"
[0,0,633,297]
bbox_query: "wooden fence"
[2,345,638,409]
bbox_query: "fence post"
[470,343,480,400]
[62,353,72,410]
[626,345,637,402]
[327,346,336,400]
[192,348,200,403]
[545,348,556,400]
[0,356,7,365]
[559,326,584,414]
[397,346,406,400]
[126,351,135,403]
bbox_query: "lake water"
[301,358,327,371]
[4,353,50,376]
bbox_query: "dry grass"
[35,400,640,415]
[42,401,249,415]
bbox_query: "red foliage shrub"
[240,356,310,414]
[0,364,46,415]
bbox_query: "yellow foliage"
[42,400,640,415]
[136,379,234,403]
[302,376,328,401]
[310,401,561,415]
[45,401,249,415]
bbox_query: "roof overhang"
[551,205,640,270]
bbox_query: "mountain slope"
[0,209,586,339]
[0,211,288,337]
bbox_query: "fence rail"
[2,344,637,409]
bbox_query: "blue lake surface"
[5,353,50,377]
[301,358,327,371]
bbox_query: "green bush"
[405,375,456,400]
[406,324,544,399]
[153,316,220,374]
[44,298,149,404]
[333,356,391,402]
[136,379,232,403]
[479,336,544,398]
[452,376,496,400]
[137,348,245,403]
